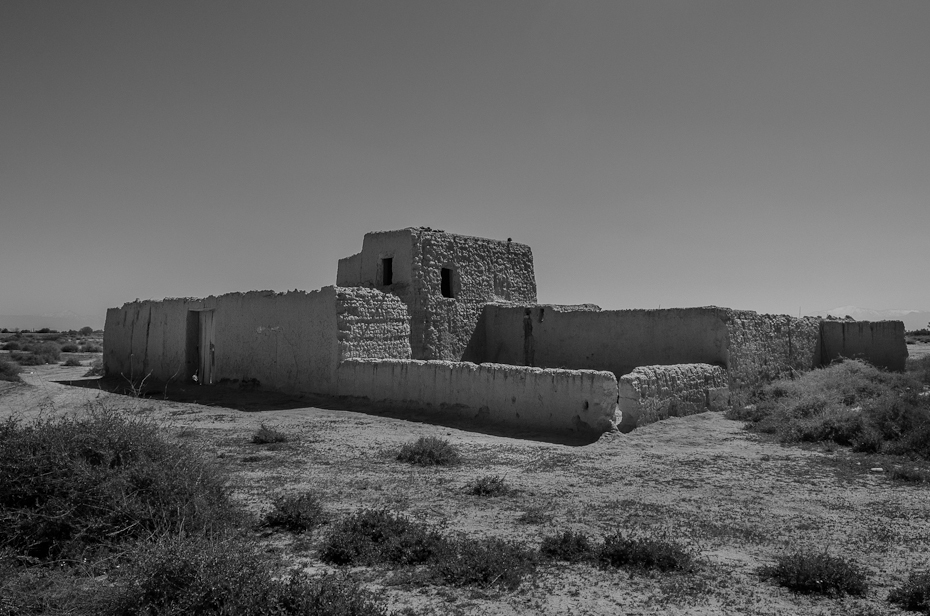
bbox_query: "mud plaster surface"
[2,364,928,616]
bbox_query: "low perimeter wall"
[618,364,729,430]
[336,359,619,435]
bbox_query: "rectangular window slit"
[382,258,393,286]
[441,267,453,298]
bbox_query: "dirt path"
[2,365,926,615]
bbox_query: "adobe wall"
[336,228,537,362]
[335,252,362,286]
[335,359,618,435]
[723,311,822,389]
[820,320,907,371]
[104,287,411,395]
[336,287,411,360]
[618,364,729,430]
[409,230,536,361]
[480,305,729,377]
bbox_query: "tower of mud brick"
[337,228,537,360]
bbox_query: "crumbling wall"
[336,287,411,360]
[409,230,536,361]
[336,359,618,435]
[618,364,729,430]
[336,228,537,361]
[480,305,729,376]
[723,311,821,389]
[820,320,907,371]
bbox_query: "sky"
[2,0,928,329]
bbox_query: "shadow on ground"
[54,377,601,446]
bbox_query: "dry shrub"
[759,551,868,596]
[0,405,239,562]
[396,436,460,466]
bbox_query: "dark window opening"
[441,267,454,298]
[382,258,393,286]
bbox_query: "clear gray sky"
[2,0,928,324]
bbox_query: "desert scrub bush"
[81,343,102,353]
[517,506,552,525]
[396,436,460,466]
[888,570,930,613]
[598,530,696,573]
[252,423,288,444]
[732,360,930,458]
[0,406,239,562]
[465,474,509,496]
[432,536,537,589]
[321,509,444,567]
[759,551,868,596]
[539,530,595,563]
[60,343,79,353]
[1,341,20,351]
[83,358,105,377]
[0,357,21,382]
[62,357,82,367]
[890,466,930,483]
[265,492,327,534]
[108,534,391,616]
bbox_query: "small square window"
[441,267,454,298]
[382,258,393,286]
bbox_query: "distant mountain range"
[0,312,105,332]
[807,307,930,332]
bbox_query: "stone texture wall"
[722,311,822,389]
[336,228,537,361]
[820,320,907,371]
[617,364,729,429]
[480,305,729,377]
[335,287,411,360]
[336,359,618,435]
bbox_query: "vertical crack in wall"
[523,308,535,366]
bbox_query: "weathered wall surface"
[409,230,536,361]
[335,288,411,360]
[618,364,729,429]
[105,299,194,383]
[336,359,618,435]
[336,228,537,362]
[723,311,822,389]
[480,305,729,377]
[335,253,362,286]
[821,320,907,371]
[106,289,342,394]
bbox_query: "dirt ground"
[2,362,928,616]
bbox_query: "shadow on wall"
[52,377,602,446]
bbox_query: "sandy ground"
[2,363,928,616]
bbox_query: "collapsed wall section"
[480,305,729,377]
[618,364,729,430]
[722,311,822,389]
[820,320,907,371]
[336,359,618,435]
